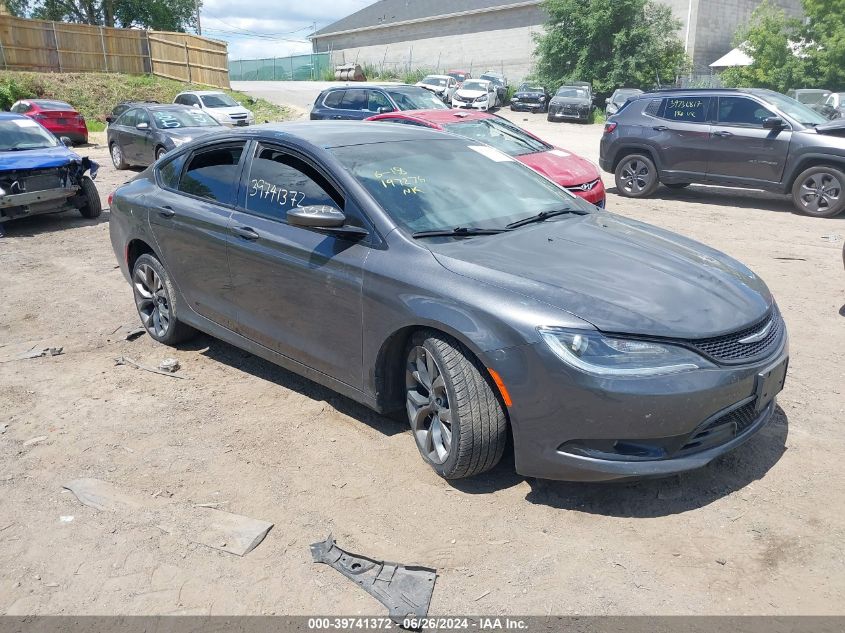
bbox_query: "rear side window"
[178,144,245,204]
[244,144,343,222]
[158,153,187,189]
[323,90,344,108]
[340,89,367,111]
[662,96,711,122]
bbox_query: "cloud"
[201,0,374,58]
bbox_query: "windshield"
[461,81,489,92]
[763,91,828,126]
[443,118,549,156]
[153,109,220,129]
[0,118,59,151]
[448,72,467,82]
[518,84,543,93]
[422,76,447,87]
[200,93,239,108]
[331,139,589,236]
[556,88,588,99]
[386,88,449,110]
[480,74,503,86]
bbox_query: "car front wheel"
[131,254,196,345]
[615,154,660,197]
[405,330,508,479]
[78,176,102,218]
[111,143,128,170]
[792,166,845,218]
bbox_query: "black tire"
[155,146,168,161]
[791,165,845,218]
[615,153,660,197]
[78,176,102,218]
[404,330,508,479]
[547,112,554,122]
[110,142,128,170]
[131,254,197,346]
[664,182,690,189]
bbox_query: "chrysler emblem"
[738,321,773,344]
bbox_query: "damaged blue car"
[1,112,101,229]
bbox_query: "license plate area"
[755,356,788,412]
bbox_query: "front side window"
[177,144,244,204]
[116,108,138,127]
[662,96,711,122]
[367,90,392,112]
[135,109,151,127]
[0,118,59,151]
[332,139,591,236]
[244,144,343,222]
[718,97,774,126]
[442,118,549,156]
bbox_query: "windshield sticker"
[549,149,570,157]
[468,145,514,162]
[248,179,306,207]
[12,119,39,127]
[374,166,426,194]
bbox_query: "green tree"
[720,0,806,92]
[534,0,689,94]
[11,0,198,30]
[802,0,845,90]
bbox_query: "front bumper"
[511,101,545,111]
[490,335,788,481]
[452,99,488,110]
[548,105,591,121]
[567,178,606,206]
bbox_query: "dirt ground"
[1,107,844,618]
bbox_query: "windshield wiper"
[506,208,588,229]
[412,226,510,239]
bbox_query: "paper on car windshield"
[468,145,514,162]
[549,149,570,157]
[12,119,39,127]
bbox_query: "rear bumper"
[489,335,788,482]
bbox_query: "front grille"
[679,400,762,455]
[687,308,783,364]
[230,113,247,120]
[570,178,600,192]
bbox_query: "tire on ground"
[132,253,197,346]
[791,165,845,218]
[407,329,508,479]
[614,152,660,198]
[78,176,102,218]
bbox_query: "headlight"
[475,95,488,102]
[537,327,711,377]
[171,137,191,147]
[539,96,546,101]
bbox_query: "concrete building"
[310,0,804,84]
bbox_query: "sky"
[200,0,376,60]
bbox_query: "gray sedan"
[107,104,224,169]
[108,122,788,482]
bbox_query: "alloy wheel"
[111,144,123,168]
[133,263,171,338]
[619,158,652,194]
[798,172,841,215]
[406,346,453,464]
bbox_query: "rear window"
[35,100,74,111]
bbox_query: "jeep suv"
[599,88,845,217]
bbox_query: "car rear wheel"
[131,254,196,345]
[615,154,659,197]
[111,143,128,170]
[791,166,845,218]
[78,177,102,218]
[405,330,508,479]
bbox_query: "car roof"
[379,109,494,124]
[323,83,412,90]
[231,120,462,149]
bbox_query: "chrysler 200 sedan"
[109,122,789,482]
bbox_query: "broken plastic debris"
[18,347,63,360]
[158,358,180,373]
[310,534,436,622]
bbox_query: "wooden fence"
[0,14,229,88]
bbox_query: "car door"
[133,108,156,164]
[648,96,714,180]
[707,95,791,186]
[111,108,136,156]
[147,142,246,330]
[120,108,150,162]
[335,88,369,120]
[226,141,370,388]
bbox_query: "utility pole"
[195,0,202,35]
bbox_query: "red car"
[445,69,472,87]
[9,99,88,145]
[366,109,605,206]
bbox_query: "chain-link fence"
[229,53,331,81]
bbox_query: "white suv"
[174,91,255,127]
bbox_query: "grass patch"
[0,71,294,125]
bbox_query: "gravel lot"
[1,92,844,617]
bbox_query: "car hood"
[456,89,486,99]
[814,118,845,136]
[427,213,772,338]
[417,83,446,92]
[517,149,599,186]
[550,96,591,106]
[0,145,81,171]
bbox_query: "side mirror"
[105,115,114,123]
[605,98,611,104]
[288,205,369,238]
[378,106,394,114]
[762,116,785,129]
[136,122,150,130]
[59,136,73,147]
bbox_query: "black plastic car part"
[310,534,437,622]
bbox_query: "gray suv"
[599,88,845,217]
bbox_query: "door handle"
[653,125,668,131]
[158,206,175,218]
[232,225,259,241]
[714,130,734,138]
